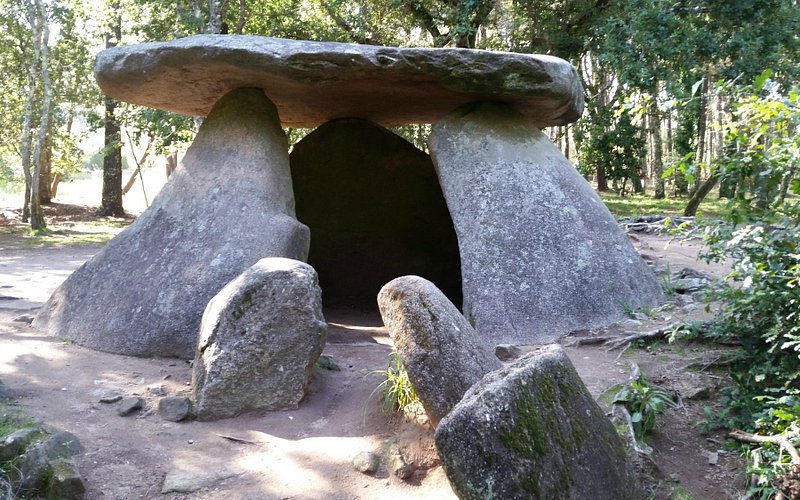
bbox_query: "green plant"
[613,367,677,440]
[367,353,422,418]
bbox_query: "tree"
[98,1,125,217]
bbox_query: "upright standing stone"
[193,258,327,420]
[429,102,663,344]
[34,88,309,358]
[377,276,501,427]
[435,345,642,499]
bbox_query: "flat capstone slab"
[94,35,584,128]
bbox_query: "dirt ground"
[0,204,745,499]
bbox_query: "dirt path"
[0,227,745,499]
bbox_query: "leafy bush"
[692,75,800,497]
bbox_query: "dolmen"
[34,35,662,357]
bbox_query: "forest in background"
[0,0,798,226]
[1,1,799,497]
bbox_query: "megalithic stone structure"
[34,88,309,357]
[429,102,663,343]
[35,35,662,356]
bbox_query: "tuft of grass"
[366,353,423,421]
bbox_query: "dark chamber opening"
[289,118,462,310]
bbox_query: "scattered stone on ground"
[290,118,461,308]
[33,88,310,358]
[495,344,522,361]
[377,276,501,427]
[316,354,341,371]
[674,372,718,401]
[12,314,34,324]
[352,451,381,474]
[158,397,192,422]
[193,257,327,420]
[14,430,86,498]
[146,384,166,396]
[435,345,642,499]
[385,441,415,480]
[429,102,663,344]
[117,397,144,417]
[94,35,583,128]
[161,466,241,494]
[98,394,122,404]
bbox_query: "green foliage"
[575,104,645,195]
[371,353,422,417]
[685,78,800,497]
[613,368,676,440]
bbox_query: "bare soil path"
[0,205,745,499]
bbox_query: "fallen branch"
[730,424,800,465]
[216,434,259,446]
[604,324,678,351]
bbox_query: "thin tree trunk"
[165,153,177,177]
[50,172,62,199]
[20,1,41,223]
[691,74,710,196]
[684,171,719,216]
[651,96,665,199]
[122,135,154,195]
[29,0,50,230]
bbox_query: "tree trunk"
[29,0,50,230]
[50,172,62,199]
[20,1,41,223]
[691,74,710,196]
[650,96,665,199]
[122,135,153,195]
[165,153,177,177]
[38,117,53,204]
[684,172,719,216]
[98,5,125,217]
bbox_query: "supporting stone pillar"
[429,102,662,343]
[34,88,309,358]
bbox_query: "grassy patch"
[0,225,120,248]
[599,193,728,219]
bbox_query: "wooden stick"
[730,425,800,464]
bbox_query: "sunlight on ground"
[0,336,67,376]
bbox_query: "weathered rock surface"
[291,119,461,308]
[495,344,522,361]
[0,427,41,462]
[377,276,501,427]
[193,258,327,420]
[94,35,583,129]
[117,397,144,417]
[34,88,309,357]
[158,397,192,422]
[435,345,642,499]
[352,451,380,474]
[162,466,241,494]
[429,102,663,344]
[16,431,86,498]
